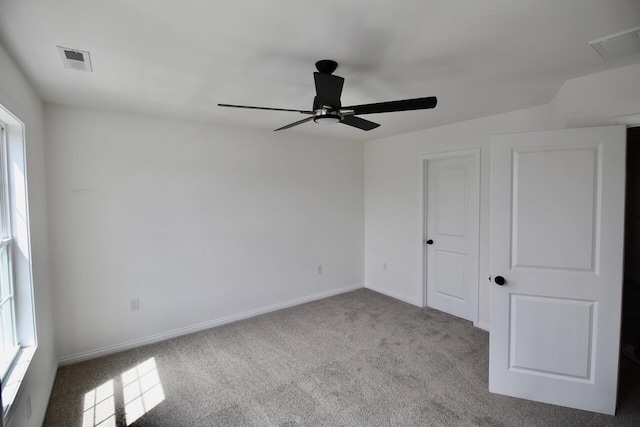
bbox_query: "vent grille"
[590,27,640,61]
[57,46,93,72]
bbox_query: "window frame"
[0,122,19,382]
[0,104,38,426]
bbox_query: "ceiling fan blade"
[314,73,344,108]
[218,103,313,114]
[341,96,437,115]
[274,116,314,131]
[340,115,380,131]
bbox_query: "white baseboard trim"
[58,283,364,366]
[475,321,490,332]
[364,283,423,307]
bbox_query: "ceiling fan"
[218,60,437,131]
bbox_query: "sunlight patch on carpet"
[82,379,115,427]
[122,357,165,425]
[81,357,165,426]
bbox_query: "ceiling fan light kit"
[313,107,341,124]
[314,115,341,125]
[219,60,437,132]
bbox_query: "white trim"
[611,113,640,127]
[475,321,490,332]
[0,104,38,426]
[58,283,364,366]
[421,148,481,324]
[365,283,423,307]
[2,347,36,427]
[0,104,37,349]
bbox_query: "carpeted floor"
[43,289,640,426]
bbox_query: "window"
[0,123,19,381]
[0,105,37,424]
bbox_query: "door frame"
[422,148,481,325]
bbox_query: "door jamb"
[422,148,481,325]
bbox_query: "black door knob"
[494,276,506,286]
[426,239,434,245]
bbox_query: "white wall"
[364,105,550,328]
[364,62,640,329]
[0,44,56,427]
[45,104,364,361]
[549,62,640,130]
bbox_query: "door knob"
[426,239,434,245]
[494,276,506,286]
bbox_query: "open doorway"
[619,126,640,411]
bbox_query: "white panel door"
[426,155,479,321]
[489,126,626,415]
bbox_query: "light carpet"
[43,289,640,426]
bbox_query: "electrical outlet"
[316,265,323,275]
[383,262,387,271]
[130,298,140,311]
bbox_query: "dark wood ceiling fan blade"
[342,96,437,115]
[274,116,314,131]
[218,103,314,114]
[313,73,344,108]
[340,115,380,131]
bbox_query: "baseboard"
[364,283,423,307]
[58,283,364,366]
[475,320,490,332]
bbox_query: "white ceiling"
[1,0,639,141]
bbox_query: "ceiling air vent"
[590,27,640,60]
[57,46,93,72]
